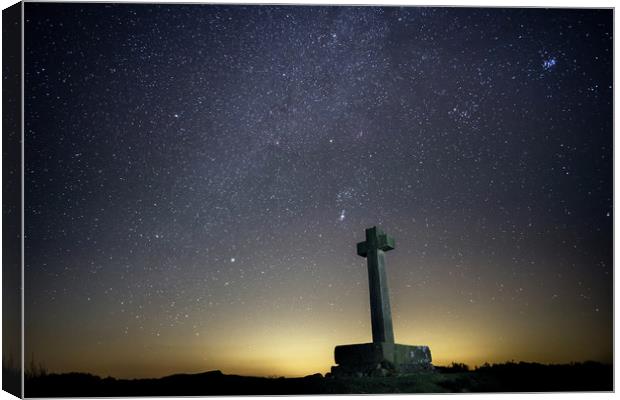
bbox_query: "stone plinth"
[331,342,433,377]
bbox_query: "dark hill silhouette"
[24,361,612,396]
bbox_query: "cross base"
[330,342,433,377]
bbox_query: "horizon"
[21,4,612,381]
[21,358,612,381]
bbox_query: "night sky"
[24,4,612,378]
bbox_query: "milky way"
[24,4,612,378]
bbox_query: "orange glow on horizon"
[27,287,612,379]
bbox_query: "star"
[542,57,557,71]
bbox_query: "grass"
[24,361,613,397]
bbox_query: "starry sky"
[24,4,612,379]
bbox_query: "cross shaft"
[357,226,395,344]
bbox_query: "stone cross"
[356,226,395,344]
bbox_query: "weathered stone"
[335,342,391,366]
[332,227,434,377]
[357,227,395,344]
[370,367,388,377]
[335,342,432,373]
[393,344,433,369]
[381,360,396,371]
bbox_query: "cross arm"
[357,229,395,258]
[357,241,369,257]
[377,234,395,251]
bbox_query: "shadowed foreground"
[25,361,612,397]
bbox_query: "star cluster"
[24,4,612,378]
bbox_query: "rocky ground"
[23,361,612,397]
